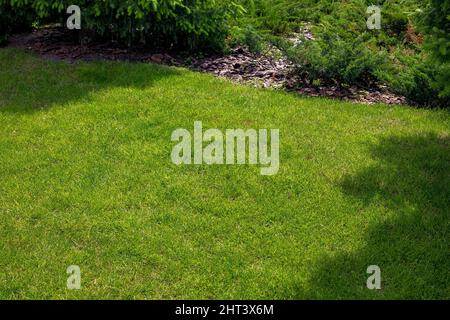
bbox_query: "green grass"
[0,48,449,299]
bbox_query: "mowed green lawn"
[0,48,449,299]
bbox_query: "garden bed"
[7,27,406,106]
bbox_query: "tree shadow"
[288,133,450,299]
[0,48,182,114]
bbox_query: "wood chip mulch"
[6,27,407,105]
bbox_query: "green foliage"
[286,29,388,86]
[379,49,448,107]
[230,25,265,53]
[420,0,450,98]
[0,0,35,45]
[277,1,415,88]
[1,0,244,51]
[236,0,448,107]
[422,0,450,63]
[238,0,326,33]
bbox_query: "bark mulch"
[6,27,407,105]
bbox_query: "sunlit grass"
[0,49,449,299]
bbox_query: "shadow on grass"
[289,133,450,299]
[0,48,182,114]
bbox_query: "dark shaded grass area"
[0,49,182,114]
[282,133,450,299]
